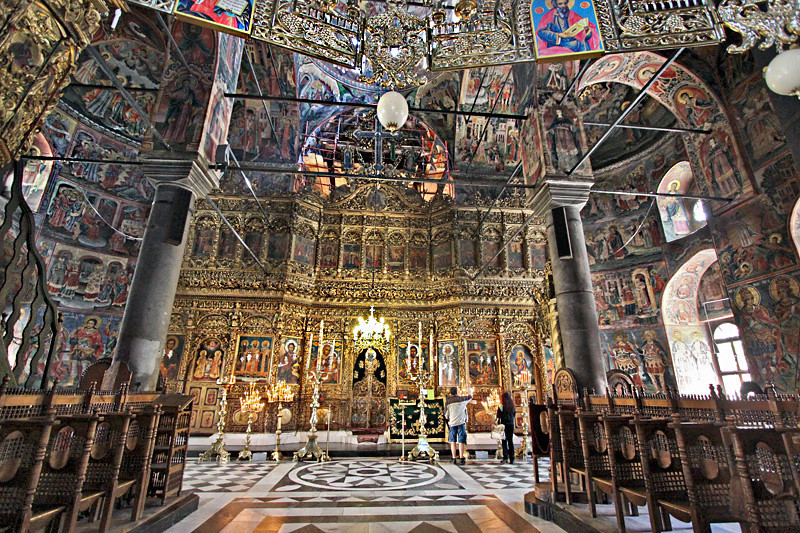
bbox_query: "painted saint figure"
[536,0,600,54]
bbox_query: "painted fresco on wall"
[191,337,225,381]
[230,44,297,164]
[308,339,342,384]
[520,118,544,187]
[665,326,717,395]
[413,71,460,149]
[466,339,499,386]
[733,273,800,393]
[152,22,216,149]
[20,133,53,211]
[201,34,244,161]
[44,311,122,387]
[697,261,732,321]
[276,337,301,384]
[593,262,666,327]
[542,106,582,173]
[437,341,460,387]
[509,344,534,387]
[712,197,796,286]
[46,244,134,310]
[532,0,603,61]
[756,153,800,215]
[292,234,315,265]
[397,342,430,387]
[728,76,786,169]
[601,328,675,394]
[234,335,272,377]
[160,335,186,382]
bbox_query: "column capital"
[140,151,219,197]
[529,176,594,217]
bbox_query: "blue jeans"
[448,424,467,444]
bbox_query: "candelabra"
[237,381,265,461]
[516,388,532,460]
[408,323,438,461]
[482,389,503,461]
[199,373,236,463]
[267,380,294,461]
[295,321,333,462]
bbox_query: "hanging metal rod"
[567,47,685,176]
[223,93,527,120]
[559,59,595,105]
[583,121,711,135]
[592,189,732,202]
[22,155,143,165]
[68,82,159,92]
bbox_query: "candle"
[429,330,434,381]
[417,322,422,375]
[317,320,324,373]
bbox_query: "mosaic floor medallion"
[287,459,446,491]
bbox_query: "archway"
[661,248,720,394]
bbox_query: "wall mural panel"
[234,335,272,377]
[601,327,676,395]
[466,339,499,386]
[275,337,302,384]
[160,334,186,382]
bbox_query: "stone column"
[104,154,217,391]
[532,179,606,393]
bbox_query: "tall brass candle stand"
[516,387,532,460]
[482,390,503,460]
[267,380,294,461]
[295,321,332,462]
[200,373,236,463]
[408,323,438,461]
[238,382,265,461]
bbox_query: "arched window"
[711,322,750,395]
[656,161,707,242]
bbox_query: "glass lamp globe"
[376,91,408,132]
[764,48,800,98]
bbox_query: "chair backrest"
[637,387,678,419]
[558,406,584,470]
[607,370,635,397]
[546,397,564,463]
[669,416,734,517]
[577,410,612,480]
[582,388,611,413]
[82,410,133,492]
[34,412,100,507]
[553,368,580,407]
[723,425,800,530]
[631,414,686,502]
[119,405,161,479]
[0,411,56,529]
[603,414,644,488]
[675,387,724,423]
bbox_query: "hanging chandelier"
[353,305,392,353]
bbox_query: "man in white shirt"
[445,387,472,465]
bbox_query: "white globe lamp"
[764,48,800,99]
[376,91,409,132]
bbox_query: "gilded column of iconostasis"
[165,183,552,435]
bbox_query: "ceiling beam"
[583,121,711,135]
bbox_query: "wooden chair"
[603,414,647,533]
[723,425,800,532]
[113,404,161,523]
[546,397,566,499]
[32,411,100,532]
[632,413,689,533]
[557,405,585,504]
[0,410,57,531]
[669,415,742,532]
[81,409,134,532]
[576,409,613,518]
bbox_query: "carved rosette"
[0,0,111,163]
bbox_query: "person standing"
[446,387,472,465]
[497,392,516,464]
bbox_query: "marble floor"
[167,456,564,533]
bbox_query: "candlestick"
[429,330,434,386]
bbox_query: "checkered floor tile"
[460,458,550,489]
[182,461,277,492]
